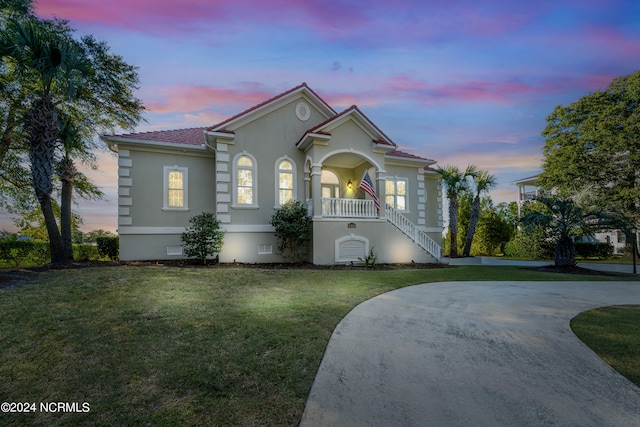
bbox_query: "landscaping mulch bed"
[1,260,631,290]
[123,260,452,270]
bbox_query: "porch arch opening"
[314,151,381,219]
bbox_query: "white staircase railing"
[385,204,442,260]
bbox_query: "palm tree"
[56,115,83,260]
[0,16,89,264]
[437,165,474,257]
[463,170,497,256]
[521,196,609,267]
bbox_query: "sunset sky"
[4,0,639,232]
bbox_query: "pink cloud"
[35,0,543,40]
[36,0,229,33]
[383,72,626,106]
[143,84,273,114]
[582,25,640,57]
[35,0,372,35]
[385,75,542,104]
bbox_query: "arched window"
[275,157,296,206]
[234,153,258,207]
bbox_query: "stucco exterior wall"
[223,99,314,226]
[312,219,438,265]
[119,148,216,228]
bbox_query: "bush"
[270,200,312,262]
[181,213,224,265]
[0,235,34,267]
[503,228,554,260]
[575,242,614,259]
[73,244,101,261]
[30,242,51,265]
[97,236,119,260]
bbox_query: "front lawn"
[0,265,636,426]
[571,305,640,387]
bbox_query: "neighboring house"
[101,83,444,264]
[512,174,627,254]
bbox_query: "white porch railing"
[321,198,378,218]
[385,204,442,260]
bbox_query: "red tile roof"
[387,150,425,160]
[111,127,206,146]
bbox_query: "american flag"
[359,170,380,211]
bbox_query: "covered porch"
[304,150,386,220]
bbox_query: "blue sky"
[4,0,639,232]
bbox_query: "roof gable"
[207,83,336,133]
[300,105,397,148]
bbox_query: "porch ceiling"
[323,152,369,169]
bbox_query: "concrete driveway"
[301,281,640,426]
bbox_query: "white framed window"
[167,245,183,256]
[233,152,258,208]
[385,178,408,211]
[258,244,273,255]
[275,157,296,206]
[163,166,188,211]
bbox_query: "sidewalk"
[445,256,637,274]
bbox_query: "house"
[512,174,627,254]
[101,83,444,264]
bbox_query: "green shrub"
[0,235,34,267]
[574,242,614,259]
[503,228,554,260]
[30,242,51,265]
[97,236,119,260]
[270,200,312,262]
[181,213,224,265]
[73,244,101,261]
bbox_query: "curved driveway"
[301,281,640,426]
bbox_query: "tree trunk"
[27,96,65,265]
[58,157,77,261]
[449,195,459,257]
[37,190,65,263]
[555,234,576,267]
[463,196,480,257]
[60,176,74,261]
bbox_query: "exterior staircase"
[385,204,442,261]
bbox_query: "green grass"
[571,306,640,387]
[0,265,636,426]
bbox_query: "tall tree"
[539,71,640,242]
[463,169,496,256]
[0,17,90,263]
[437,165,474,257]
[0,13,143,264]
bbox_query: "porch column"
[376,169,386,219]
[311,164,323,219]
